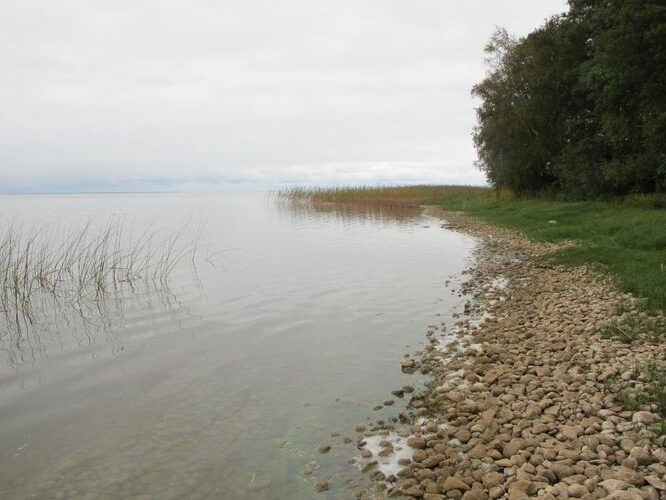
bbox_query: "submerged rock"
[313,480,329,492]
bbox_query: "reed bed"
[0,220,198,321]
[279,185,500,210]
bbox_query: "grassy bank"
[283,186,666,314]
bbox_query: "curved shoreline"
[357,208,666,499]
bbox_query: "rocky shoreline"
[352,209,666,499]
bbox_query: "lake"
[0,192,477,499]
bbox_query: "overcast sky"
[0,1,568,193]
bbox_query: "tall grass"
[0,219,198,321]
[280,185,499,208]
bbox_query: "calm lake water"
[0,193,477,499]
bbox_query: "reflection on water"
[0,283,190,372]
[274,198,424,225]
[0,193,477,499]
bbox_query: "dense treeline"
[472,0,666,198]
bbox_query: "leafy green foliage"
[455,199,666,312]
[473,1,666,197]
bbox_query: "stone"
[455,429,471,443]
[604,492,643,500]
[314,480,329,492]
[462,489,489,500]
[524,404,542,419]
[443,477,469,492]
[600,479,631,493]
[561,426,579,441]
[628,447,652,466]
[604,466,645,486]
[567,484,589,498]
[482,472,505,489]
[402,486,424,497]
[488,486,504,499]
[468,444,487,459]
[644,476,666,491]
[318,444,331,454]
[401,358,416,369]
[507,487,529,500]
[632,412,657,424]
[503,439,525,458]
[550,463,575,480]
[407,437,427,450]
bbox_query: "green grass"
[282,185,666,313]
[605,360,666,433]
[455,200,666,313]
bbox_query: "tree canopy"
[472,0,666,198]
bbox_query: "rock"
[644,476,666,491]
[455,429,471,443]
[621,439,637,453]
[483,472,505,489]
[604,492,643,500]
[314,480,329,492]
[524,404,542,419]
[604,466,645,486]
[447,391,464,402]
[628,447,652,466]
[640,486,660,500]
[561,425,579,441]
[402,486,424,497]
[507,487,529,500]
[488,486,503,499]
[632,412,657,424]
[468,444,487,459]
[401,358,416,369]
[403,385,414,393]
[407,436,427,450]
[567,484,589,498]
[421,454,445,469]
[361,449,372,458]
[550,463,575,480]
[600,479,631,493]
[443,477,469,492]
[462,489,488,500]
[503,438,525,458]
[383,400,395,406]
[355,424,366,433]
[318,444,331,454]
[392,389,405,398]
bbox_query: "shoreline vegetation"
[282,185,666,498]
[0,219,199,325]
[281,186,666,315]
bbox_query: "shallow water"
[0,193,477,499]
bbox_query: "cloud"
[0,0,568,193]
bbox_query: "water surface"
[0,193,476,499]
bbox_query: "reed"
[0,219,198,319]
[279,185,497,209]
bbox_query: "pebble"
[350,210,666,500]
[314,480,329,493]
